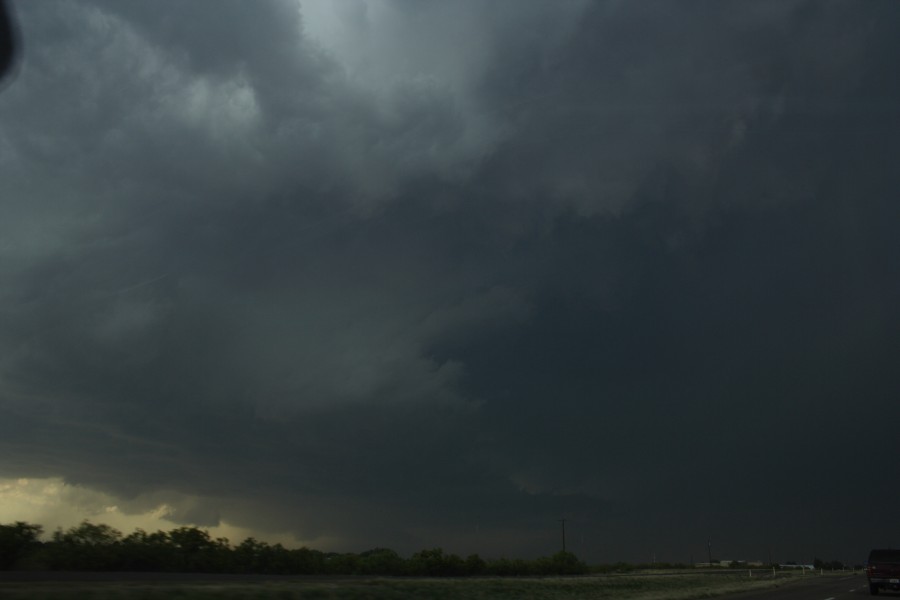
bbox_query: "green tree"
[408,548,466,576]
[235,537,267,573]
[168,526,229,572]
[0,522,42,570]
[288,546,325,574]
[58,522,121,546]
[358,548,403,575]
[121,529,174,571]
[465,553,487,575]
[50,521,122,570]
[323,552,360,575]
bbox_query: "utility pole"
[708,539,713,567]
[559,519,567,553]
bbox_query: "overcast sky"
[0,0,898,565]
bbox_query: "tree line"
[0,521,587,576]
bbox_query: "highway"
[729,574,876,600]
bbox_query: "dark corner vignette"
[0,0,19,89]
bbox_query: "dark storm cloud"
[0,0,898,563]
[0,0,541,554]
[451,0,900,561]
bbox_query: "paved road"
[729,574,880,600]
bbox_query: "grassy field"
[0,571,806,599]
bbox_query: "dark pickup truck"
[868,549,900,595]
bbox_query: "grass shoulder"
[0,570,813,599]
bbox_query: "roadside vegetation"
[1,520,588,575]
[0,520,852,598]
